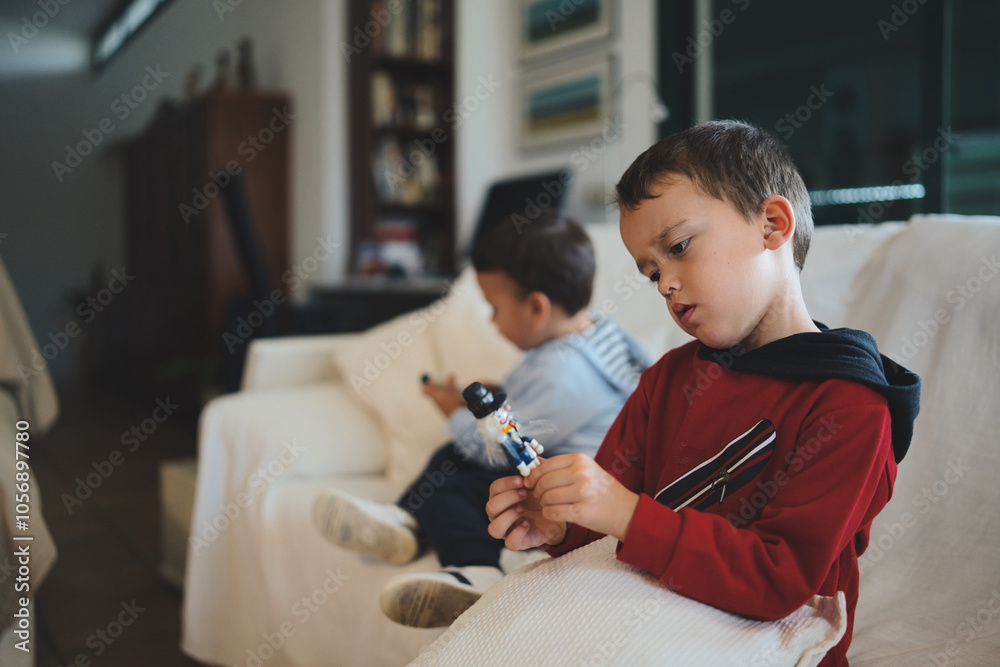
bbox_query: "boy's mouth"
[672,302,695,324]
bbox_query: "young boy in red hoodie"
[486,120,920,666]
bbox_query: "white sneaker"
[312,488,420,564]
[379,565,504,628]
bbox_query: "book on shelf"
[376,0,443,61]
[371,135,441,205]
[372,74,438,129]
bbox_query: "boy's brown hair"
[614,119,814,270]
[472,209,595,315]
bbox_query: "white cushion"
[329,309,450,484]
[425,267,523,387]
[409,536,847,667]
[800,222,907,328]
[201,383,388,478]
[329,267,522,484]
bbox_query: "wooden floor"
[31,385,205,667]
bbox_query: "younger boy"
[486,121,920,666]
[313,211,650,628]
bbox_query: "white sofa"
[182,215,1000,666]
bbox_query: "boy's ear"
[525,291,551,323]
[759,195,795,251]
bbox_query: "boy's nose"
[657,273,679,298]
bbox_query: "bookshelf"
[347,0,456,277]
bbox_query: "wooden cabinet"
[347,0,456,277]
[118,88,291,402]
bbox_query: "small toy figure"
[462,382,544,476]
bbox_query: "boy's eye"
[648,270,661,284]
[668,239,689,255]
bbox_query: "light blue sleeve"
[448,340,632,468]
[500,343,626,459]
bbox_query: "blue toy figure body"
[462,382,544,476]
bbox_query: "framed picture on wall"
[519,0,613,61]
[520,54,613,150]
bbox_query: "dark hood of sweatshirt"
[697,324,921,463]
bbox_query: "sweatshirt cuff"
[616,494,682,575]
[542,522,592,558]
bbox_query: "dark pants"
[397,442,512,569]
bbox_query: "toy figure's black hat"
[462,382,507,419]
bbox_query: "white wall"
[454,0,657,252]
[0,0,655,383]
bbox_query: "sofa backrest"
[840,215,1000,660]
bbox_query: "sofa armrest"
[241,333,362,391]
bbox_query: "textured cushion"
[799,222,907,328]
[409,536,846,666]
[329,309,450,484]
[329,267,522,484]
[425,267,522,387]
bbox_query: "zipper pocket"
[654,419,776,511]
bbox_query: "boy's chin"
[691,328,745,352]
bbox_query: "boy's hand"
[525,454,640,543]
[421,374,465,417]
[486,473,569,550]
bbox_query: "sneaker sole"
[312,492,417,564]
[381,577,481,628]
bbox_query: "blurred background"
[0,0,996,664]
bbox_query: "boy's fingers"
[504,521,535,551]
[487,507,524,539]
[485,488,525,521]
[489,475,523,497]
[531,466,581,498]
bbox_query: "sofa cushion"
[328,267,521,484]
[409,535,847,666]
[800,222,907,328]
[329,310,450,484]
[840,215,1000,662]
[424,267,523,389]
